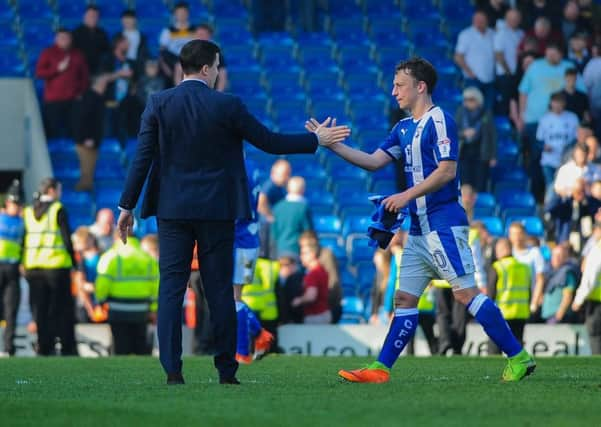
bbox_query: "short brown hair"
[395,57,437,94]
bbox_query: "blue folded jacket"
[367,195,408,249]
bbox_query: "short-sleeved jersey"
[379,106,468,236]
[235,167,260,249]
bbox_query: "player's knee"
[394,290,419,309]
[453,287,480,306]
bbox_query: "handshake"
[305,117,351,147]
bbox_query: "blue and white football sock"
[377,308,419,369]
[467,294,522,357]
[246,305,262,338]
[236,301,250,356]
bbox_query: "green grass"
[1,356,600,427]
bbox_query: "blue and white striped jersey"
[379,106,468,236]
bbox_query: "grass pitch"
[1,356,600,427]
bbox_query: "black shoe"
[166,373,185,385]
[219,377,240,385]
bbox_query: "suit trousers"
[157,219,237,379]
[26,268,77,356]
[0,263,20,355]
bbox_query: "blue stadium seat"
[326,1,363,18]
[340,296,365,323]
[347,236,373,264]
[497,140,519,165]
[95,160,125,180]
[475,216,504,237]
[96,188,121,208]
[363,0,400,16]
[17,0,53,20]
[56,1,88,20]
[491,167,528,186]
[370,180,397,195]
[313,214,342,234]
[328,164,368,180]
[356,261,375,286]
[342,215,371,238]
[474,192,496,217]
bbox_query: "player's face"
[391,70,419,110]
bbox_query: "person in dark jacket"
[71,74,109,191]
[23,178,77,356]
[72,5,110,75]
[456,86,497,191]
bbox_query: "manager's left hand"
[383,192,410,213]
[117,210,134,244]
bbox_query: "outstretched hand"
[305,117,351,147]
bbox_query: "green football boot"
[502,349,536,382]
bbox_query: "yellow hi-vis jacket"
[95,238,159,323]
[23,202,72,269]
[493,256,532,320]
[242,257,279,321]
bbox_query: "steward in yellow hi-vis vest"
[23,178,77,356]
[242,257,279,322]
[96,233,159,355]
[0,180,24,356]
[487,238,531,355]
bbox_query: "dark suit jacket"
[119,80,318,219]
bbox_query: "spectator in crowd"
[35,28,89,139]
[101,34,142,144]
[520,0,563,32]
[585,135,600,164]
[456,86,497,191]
[71,74,109,191]
[95,229,159,355]
[583,43,601,137]
[141,234,159,260]
[89,208,114,253]
[508,222,546,317]
[276,253,304,324]
[136,60,165,107]
[472,220,496,274]
[71,227,100,323]
[561,68,591,122]
[258,159,291,223]
[546,179,601,245]
[454,11,496,110]
[271,176,312,257]
[518,16,564,57]
[538,91,579,197]
[158,2,196,82]
[0,181,24,357]
[562,1,589,42]
[118,10,148,68]
[519,43,577,202]
[567,32,591,74]
[299,231,341,323]
[487,238,532,354]
[494,8,524,115]
[23,178,77,356]
[554,143,601,197]
[258,159,291,258]
[478,0,509,29]
[541,244,579,323]
[572,231,601,354]
[509,51,538,132]
[292,236,331,324]
[72,5,110,76]
[576,0,601,36]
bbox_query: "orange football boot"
[236,353,253,364]
[338,362,390,383]
[253,329,274,359]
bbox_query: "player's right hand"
[305,117,351,147]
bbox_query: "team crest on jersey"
[437,138,451,158]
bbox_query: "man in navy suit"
[117,39,350,385]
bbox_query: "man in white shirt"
[494,8,524,115]
[572,241,601,354]
[508,222,546,316]
[554,143,601,197]
[454,10,496,110]
[538,91,579,198]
